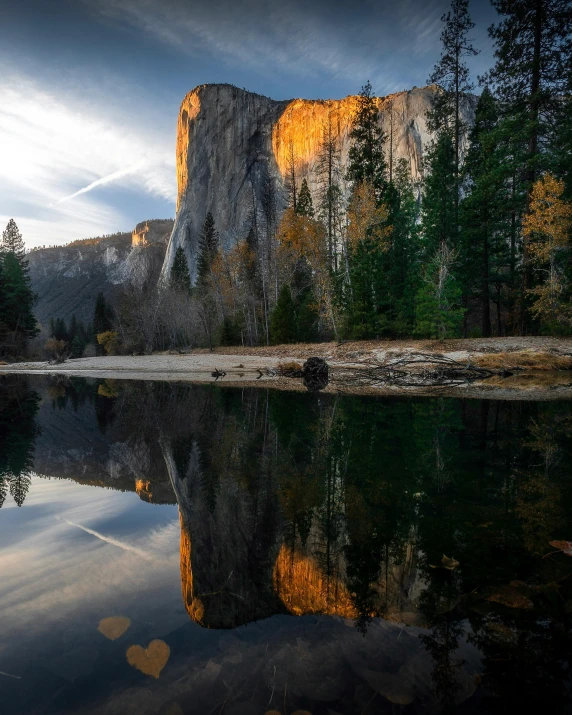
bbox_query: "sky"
[0,0,497,249]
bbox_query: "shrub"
[96,331,120,355]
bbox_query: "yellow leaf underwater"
[126,639,170,679]
[97,616,131,641]
[441,555,460,570]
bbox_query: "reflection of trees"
[24,375,572,708]
[0,377,40,508]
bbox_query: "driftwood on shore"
[277,352,511,390]
[331,352,507,388]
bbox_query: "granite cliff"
[28,218,173,327]
[161,83,476,282]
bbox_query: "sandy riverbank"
[2,337,572,400]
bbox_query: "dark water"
[1,375,572,714]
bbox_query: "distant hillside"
[28,219,173,328]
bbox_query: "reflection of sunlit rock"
[273,544,357,618]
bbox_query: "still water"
[1,375,572,714]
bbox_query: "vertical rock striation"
[161,83,476,282]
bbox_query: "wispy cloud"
[0,71,176,247]
[56,163,146,205]
[59,518,155,561]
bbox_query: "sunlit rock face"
[28,219,173,327]
[161,83,475,282]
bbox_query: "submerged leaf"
[486,587,533,610]
[98,616,131,641]
[126,639,170,679]
[549,540,572,556]
[441,554,460,570]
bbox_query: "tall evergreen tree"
[2,219,26,262]
[197,212,219,282]
[316,114,343,268]
[0,252,38,351]
[93,292,114,355]
[270,284,297,344]
[346,81,388,203]
[296,178,314,217]
[171,246,191,293]
[386,159,421,335]
[460,87,513,336]
[284,140,298,212]
[421,130,457,256]
[428,0,479,221]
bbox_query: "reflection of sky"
[0,475,188,713]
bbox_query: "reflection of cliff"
[157,386,428,629]
[163,436,285,628]
[32,379,175,504]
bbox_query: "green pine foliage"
[346,81,388,203]
[197,212,219,283]
[0,251,38,353]
[415,243,465,340]
[386,159,421,336]
[421,130,457,255]
[460,88,514,336]
[296,178,314,217]
[93,292,114,356]
[2,219,26,261]
[171,246,191,293]
[271,284,297,344]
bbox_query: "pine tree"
[54,318,67,342]
[415,242,464,340]
[428,0,479,206]
[197,212,219,283]
[171,246,191,293]
[421,130,457,255]
[70,335,84,358]
[2,219,26,262]
[270,284,297,344]
[386,159,421,335]
[284,140,298,212]
[93,293,114,355]
[346,81,388,203]
[460,87,513,336]
[0,252,38,350]
[69,314,79,343]
[316,114,343,268]
[296,178,314,217]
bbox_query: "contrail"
[59,518,154,561]
[56,162,144,204]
